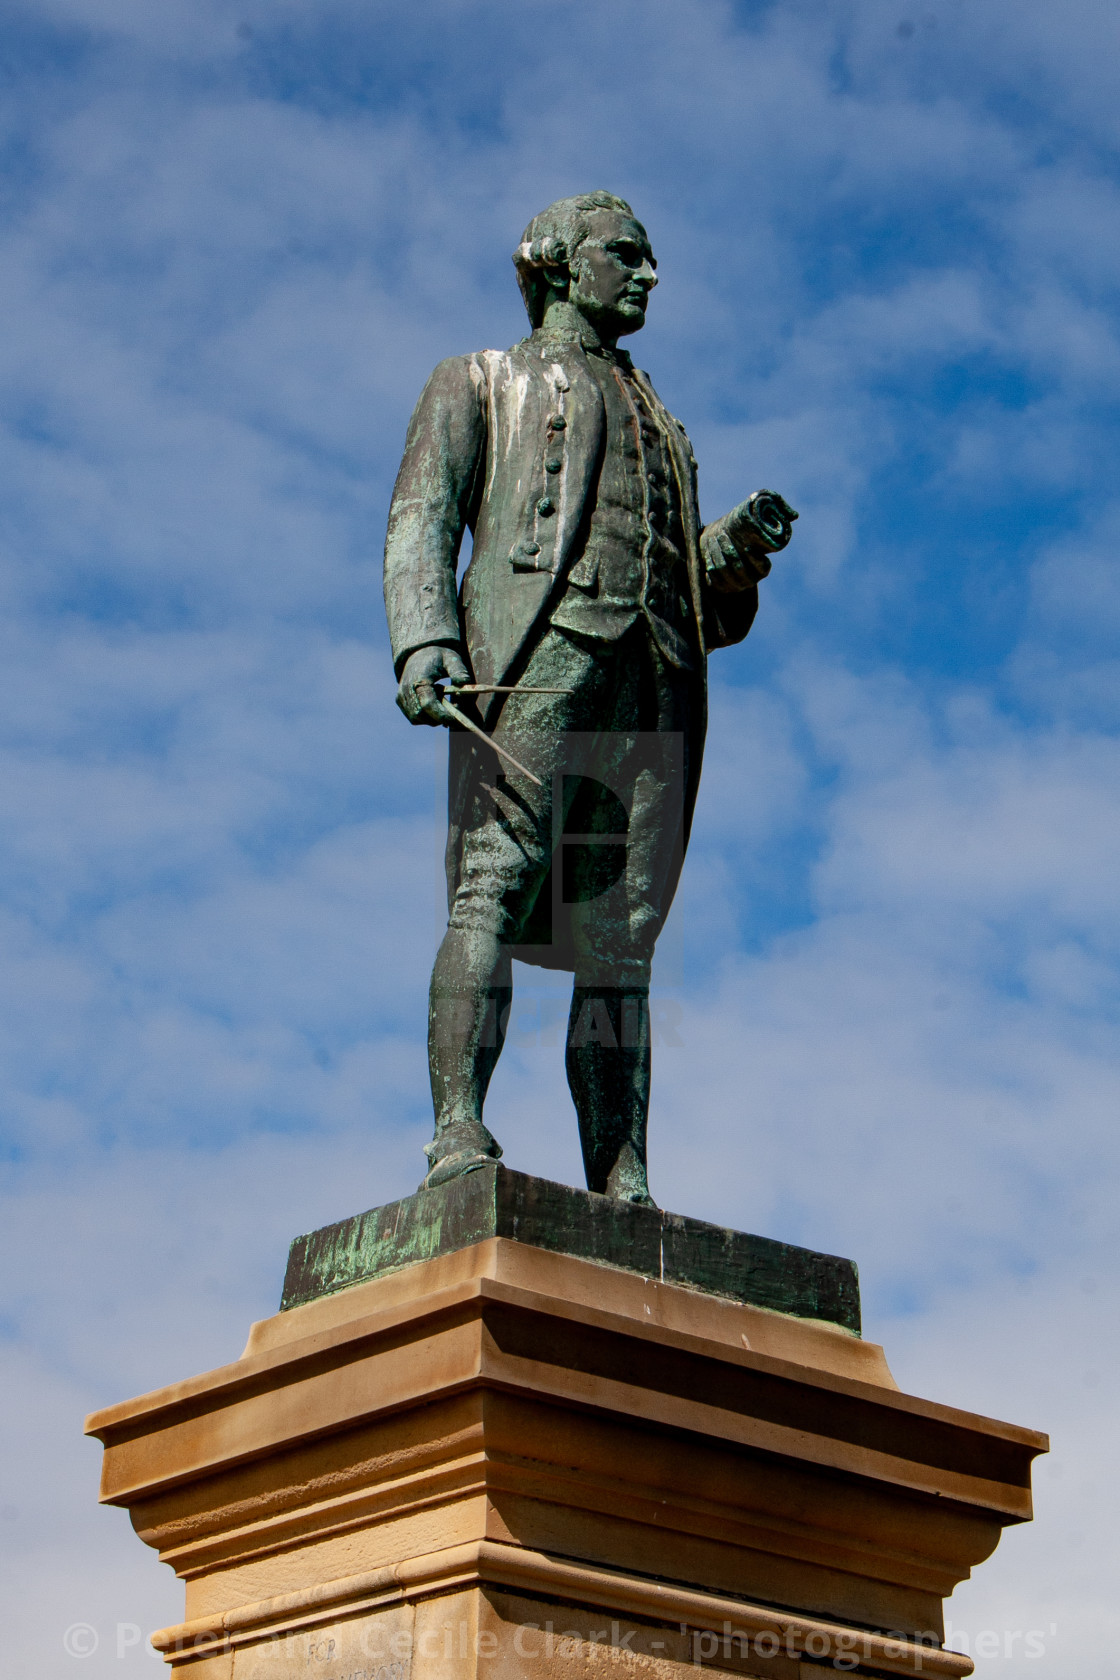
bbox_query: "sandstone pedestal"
[86,1169,1046,1680]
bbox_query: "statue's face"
[567,211,658,338]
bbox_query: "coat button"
[545,458,562,473]
[549,415,566,430]
[536,498,555,516]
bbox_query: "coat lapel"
[538,347,604,584]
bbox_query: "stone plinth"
[280,1166,861,1331]
[85,1173,1046,1680]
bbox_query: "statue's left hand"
[702,491,796,592]
[700,522,770,594]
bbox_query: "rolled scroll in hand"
[701,489,799,594]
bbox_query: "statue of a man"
[384,191,793,1203]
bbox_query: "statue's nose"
[637,259,658,288]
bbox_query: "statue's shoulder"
[421,344,536,396]
[420,349,490,389]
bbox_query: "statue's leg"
[422,927,511,1188]
[564,628,696,1207]
[423,628,614,1189]
[565,684,655,1206]
[566,986,653,1204]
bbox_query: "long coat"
[383,333,761,965]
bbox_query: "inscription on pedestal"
[230,1607,416,1680]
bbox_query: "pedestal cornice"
[86,1231,1046,1678]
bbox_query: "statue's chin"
[615,306,647,337]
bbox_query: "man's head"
[513,192,658,339]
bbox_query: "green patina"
[384,192,797,1202]
[281,199,839,1325]
[280,1166,860,1336]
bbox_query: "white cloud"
[0,2,1117,1675]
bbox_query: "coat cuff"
[393,637,468,681]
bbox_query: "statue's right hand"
[397,645,471,726]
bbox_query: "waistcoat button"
[536,498,555,516]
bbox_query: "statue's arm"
[698,537,761,651]
[650,381,794,653]
[698,494,797,652]
[384,355,487,682]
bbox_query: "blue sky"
[1,1,1117,1673]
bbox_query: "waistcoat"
[550,348,694,670]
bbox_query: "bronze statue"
[384,192,795,1203]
